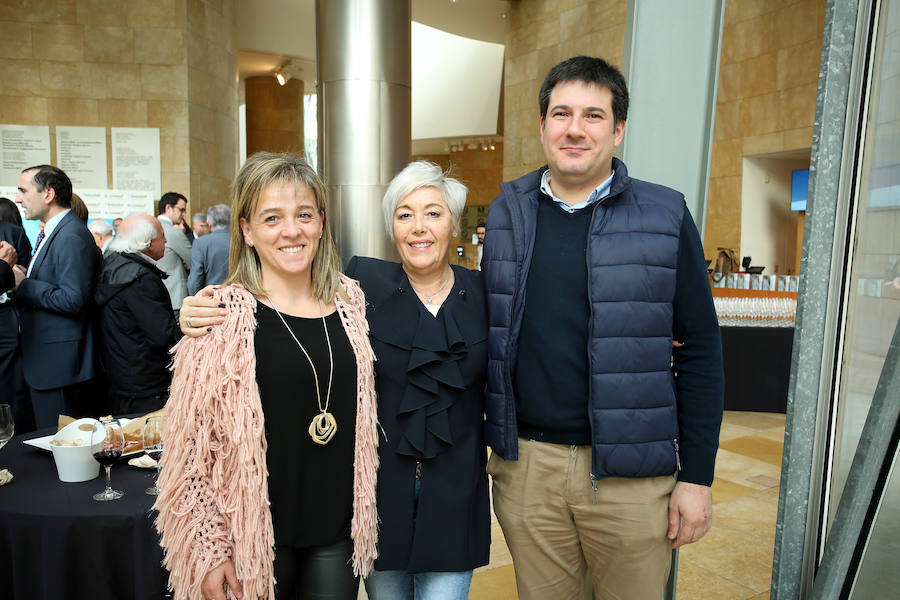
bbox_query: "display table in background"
[0,428,170,600]
[720,325,794,413]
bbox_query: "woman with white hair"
[179,160,490,599]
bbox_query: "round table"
[0,427,170,600]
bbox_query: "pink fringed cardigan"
[153,277,379,600]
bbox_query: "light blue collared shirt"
[540,169,615,213]
[26,208,71,277]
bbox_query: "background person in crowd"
[192,212,211,237]
[475,220,486,270]
[0,207,33,433]
[112,217,123,233]
[187,203,231,295]
[70,193,89,224]
[156,192,192,315]
[12,165,101,429]
[0,197,24,227]
[94,214,177,415]
[88,218,115,255]
[481,55,724,599]
[155,152,379,600]
[180,160,491,600]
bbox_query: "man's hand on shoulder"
[668,480,712,548]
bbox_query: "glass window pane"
[828,0,900,528]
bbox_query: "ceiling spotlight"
[274,67,287,86]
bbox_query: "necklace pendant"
[309,411,338,445]
[425,297,432,304]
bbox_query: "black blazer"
[0,221,32,293]
[14,211,100,390]
[345,256,491,573]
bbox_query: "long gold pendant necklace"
[269,298,337,445]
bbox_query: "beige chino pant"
[488,439,676,600]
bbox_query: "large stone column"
[316,0,411,261]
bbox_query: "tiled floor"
[468,411,786,600]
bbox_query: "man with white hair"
[187,203,231,295]
[94,214,178,414]
[88,219,114,255]
[192,212,211,237]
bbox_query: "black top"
[254,303,357,548]
[515,194,594,444]
[345,256,491,573]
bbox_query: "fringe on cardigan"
[153,277,379,600]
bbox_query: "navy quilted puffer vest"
[483,159,686,480]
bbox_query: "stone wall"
[502,0,628,182]
[0,0,238,214]
[705,0,826,258]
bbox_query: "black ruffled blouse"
[344,256,491,573]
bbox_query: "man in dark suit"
[0,224,33,432]
[12,165,101,428]
[187,203,231,295]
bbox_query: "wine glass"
[0,404,13,450]
[142,415,166,495]
[91,419,125,501]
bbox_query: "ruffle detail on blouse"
[394,306,468,459]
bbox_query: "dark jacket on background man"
[94,252,178,411]
[482,158,724,486]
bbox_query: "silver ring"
[185,315,193,328]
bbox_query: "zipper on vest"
[673,439,682,471]
[590,473,598,505]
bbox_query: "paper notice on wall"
[78,188,156,220]
[111,127,161,199]
[56,126,107,189]
[0,124,51,186]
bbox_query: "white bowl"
[49,418,103,483]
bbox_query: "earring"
[247,241,253,247]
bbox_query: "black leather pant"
[273,537,358,600]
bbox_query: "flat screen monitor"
[791,168,809,211]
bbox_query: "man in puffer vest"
[482,56,724,599]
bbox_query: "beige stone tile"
[713,100,741,141]
[739,92,781,137]
[186,31,208,70]
[3,0,75,24]
[48,97,98,125]
[187,68,213,108]
[83,26,134,63]
[590,26,626,65]
[186,0,206,37]
[678,524,774,592]
[743,132,784,156]
[141,64,188,100]
[775,1,823,49]
[776,39,821,91]
[207,41,236,84]
[0,21,33,59]
[126,0,181,29]
[0,95,47,123]
[717,61,742,104]
[710,139,742,178]
[97,99,147,126]
[133,27,185,65]
[711,477,758,504]
[778,83,817,132]
[719,436,784,467]
[741,52,779,98]
[757,427,787,443]
[160,134,189,172]
[713,487,780,544]
[31,23,83,61]
[91,63,141,99]
[723,411,785,431]
[559,4,591,40]
[470,564,519,600]
[75,0,123,26]
[162,171,190,196]
[0,58,41,96]
[588,0,628,29]
[147,100,188,137]
[674,559,757,599]
[718,421,756,442]
[714,449,782,490]
[783,126,813,152]
[40,60,92,97]
[749,592,770,599]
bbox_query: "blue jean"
[364,569,473,600]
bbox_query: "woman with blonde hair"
[154,152,379,600]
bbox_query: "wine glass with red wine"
[142,415,165,495]
[91,419,125,501]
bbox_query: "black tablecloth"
[721,325,794,413]
[0,428,170,600]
